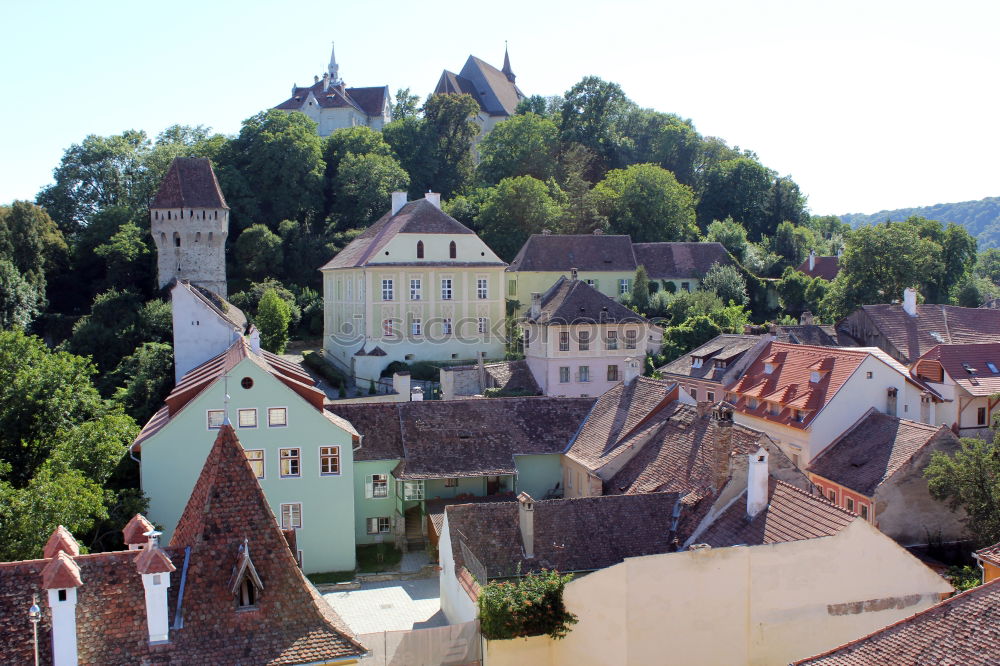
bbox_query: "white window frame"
[441,278,453,300]
[625,330,637,350]
[579,366,590,383]
[280,502,302,530]
[367,517,391,534]
[690,387,698,400]
[238,408,257,429]
[410,278,422,301]
[319,446,340,476]
[559,331,570,352]
[207,409,225,430]
[579,331,590,351]
[245,449,265,480]
[607,364,619,382]
[559,366,570,383]
[443,318,452,335]
[619,278,631,295]
[267,407,287,427]
[280,448,301,478]
[411,318,422,336]
[445,478,459,487]
[382,319,396,337]
[366,473,389,499]
[403,480,425,500]
[477,278,488,299]
[381,278,394,301]
[606,330,618,350]
[478,317,487,334]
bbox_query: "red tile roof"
[975,542,1000,568]
[150,157,228,209]
[134,544,176,575]
[913,342,1000,396]
[122,513,155,546]
[794,577,1000,665]
[796,255,840,280]
[808,409,957,496]
[41,551,83,589]
[43,525,80,559]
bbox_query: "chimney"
[42,551,82,666]
[799,310,814,326]
[747,447,769,518]
[623,357,641,385]
[249,326,261,354]
[529,292,542,320]
[314,74,320,84]
[695,400,712,418]
[321,72,330,91]
[518,492,535,559]
[570,267,578,281]
[711,403,735,491]
[122,514,155,550]
[903,288,918,317]
[391,191,407,215]
[135,530,176,644]
[808,249,816,272]
[424,191,441,209]
[410,386,424,401]
[291,83,297,96]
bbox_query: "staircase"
[404,507,425,552]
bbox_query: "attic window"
[417,240,424,258]
[691,357,703,368]
[810,370,822,383]
[764,362,776,374]
[449,241,457,259]
[989,362,999,374]
[231,539,263,611]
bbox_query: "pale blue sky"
[1,0,996,215]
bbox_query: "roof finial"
[502,41,515,83]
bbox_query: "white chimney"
[321,72,329,91]
[135,530,176,644]
[570,267,578,281]
[903,288,918,317]
[623,357,641,384]
[529,292,542,320]
[518,492,535,558]
[42,551,82,666]
[808,249,816,272]
[424,192,441,209]
[747,447,769,518]
[800,310,814,326]
[249,326,261,354]
[410,386,424,401]
[391,191,407,215]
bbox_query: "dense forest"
[841,196,1000,250]
[2,75,999,559]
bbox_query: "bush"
[408,361,442,382]
[381,360,411,378]
[478,569,578,640]
[483,387,538,398]
[302,351,348,386]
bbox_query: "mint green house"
[132,339,359,574]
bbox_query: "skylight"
[988,362,999,374]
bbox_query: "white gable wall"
[170,284,241,382]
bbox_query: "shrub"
[478,569,578,640]
[381,360,411,378]
[302,351,348,386]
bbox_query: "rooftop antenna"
[223,373,231,426]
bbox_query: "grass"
[306,544,405,584]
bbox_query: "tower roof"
[502,45,515,82]
[151,157,229,210]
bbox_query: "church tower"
[150,158,229,297]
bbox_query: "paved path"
[323,578,446,635]
[400,550,430,573]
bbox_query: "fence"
[357,620,482,665]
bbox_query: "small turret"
[501,44,516,83]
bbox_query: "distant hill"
[839,196,1000,249]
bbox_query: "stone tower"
[150,158,229,297]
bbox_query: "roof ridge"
[773,479,858,518]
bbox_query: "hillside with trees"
[840,196,1000,249]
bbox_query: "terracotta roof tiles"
[913,342,1000,396]
[43,525,80,559]
[122,513,155,546]
[796,255,840,280]
[41,551,83,589]
[150,157,228,209]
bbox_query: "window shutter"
[365,475,373,499]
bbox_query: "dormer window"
[988,362,999,374]
[714,360,728,369]
[764,362,776,375]
[810,370,822,383]
[747,397,758,409]
[794,409,806,422]
[230,539,263,611]
[691,357,703,368]
[769,402,781,416]
[238,578,257,608]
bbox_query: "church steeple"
[328,41,343,85]
[501,42,515,83]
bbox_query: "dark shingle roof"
[325,402,405,461]
[632,242,732,279]
[659,334,761,381]
[446,492,681,578]
[434,55,525,118]
[275,81,389,117]
[508,234,637,272]
[807,409,956,496]
[526,276,649,325]
[794,577,1000,665]
[774,325,842,347]
[796,255,841,281]
[180,280,246,331]
[697,479,856,547]
[150,157,228,209]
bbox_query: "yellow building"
[321,192,507,383]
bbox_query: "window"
[443,318,452,335]
[508,279,517,296]
[320,446,340,475]
[416,241,424,258]
[237,577,258,609]
[207,410,225,429]
[607,365,619,382]
[860,505,869,520]
[238,409,257,428]
[559,367,570,383]
[367,517,391,534]
[681,282,691,292]
[559,332,570,351]
[268,408,287,427]
[280,503,302,529]
[625,330,637,350]
[619,278,631,295]
[748,397,758,409]
[979,407,988,426]
[445,478,459,487]
[586,279,596,287]
[794,409,806,422]
[449,241,457,258]
[579,331,590,351]
[606,331,618,350]
[690,388,698,400]
[770,402,781,416]
[579,366,590,383]
[410,278,422,300]
[382,319,396,337]
[477,278,488,299]
[866,371,873,379]
[403,481,424,500]
[707,391,715,401]
[280,448,301,478]
[241,377,253,390]
[411,318,422,336]
[989,362,1000,374]
[828,488,837,502]
[441,278,453,300]
[366,474,389,499]
[346,279,352,301]
[846,497,855,513]
[381,279,394,300]
[246,450,264,479]
[478,317,487,334]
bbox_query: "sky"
[1,0,997,215]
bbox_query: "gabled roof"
[773,324,843,347]
[132,337,331,452]
[434,54,525,118]
[440,359,541,396]
[508,234,637,272]
[808,409,957,496]
[525,276,649,326]
[275,80,389,117]
[794,577,1000,665]
[151,157,228,209]
[565,377,678,470]
[329,397,594,473]
[320,198,500,270]
[172,279,246,331]
[632,242,733,279]
[840,304,1000,363]
[446,492,682,578]
[913,342,1000,396]
[696,479,856,547]
[796,255,840,281]
[975,541,1000,568]
[659,334,761,382]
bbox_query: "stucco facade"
[169,281,244,382]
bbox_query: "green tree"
[592,164,697,242]
[234,223,284,282]
[766,176,808,229]
[392,88,421,120]
[925,437,1000,546]
[330,152,410,228]
[277,219,330,289]
[68,290,171,376]
[660,316,724,363]
[770,221,814,270]
[776,267,811,315]
[478,113,560,185]
[650,115,702,187]
[421,93,481,198]
[631,265,651,311]
[0,260,41,329]
[229,279,302,330]
[976,248,1000,286]
[704,217,749,261]
[108,341,174,424]
[559,76,637,178]
[955,275,1000,308]
[701,263,748,307]
[322,126,394,202]
[478,569,578,640]
[93,221,153,290]
[256,288,291,353]
[477,176,564,262]
[555,143,606,234]
[0,201,67,289]
[697,157,775,239]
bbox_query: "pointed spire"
[502,41,515,83]
[328,41,342,86]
